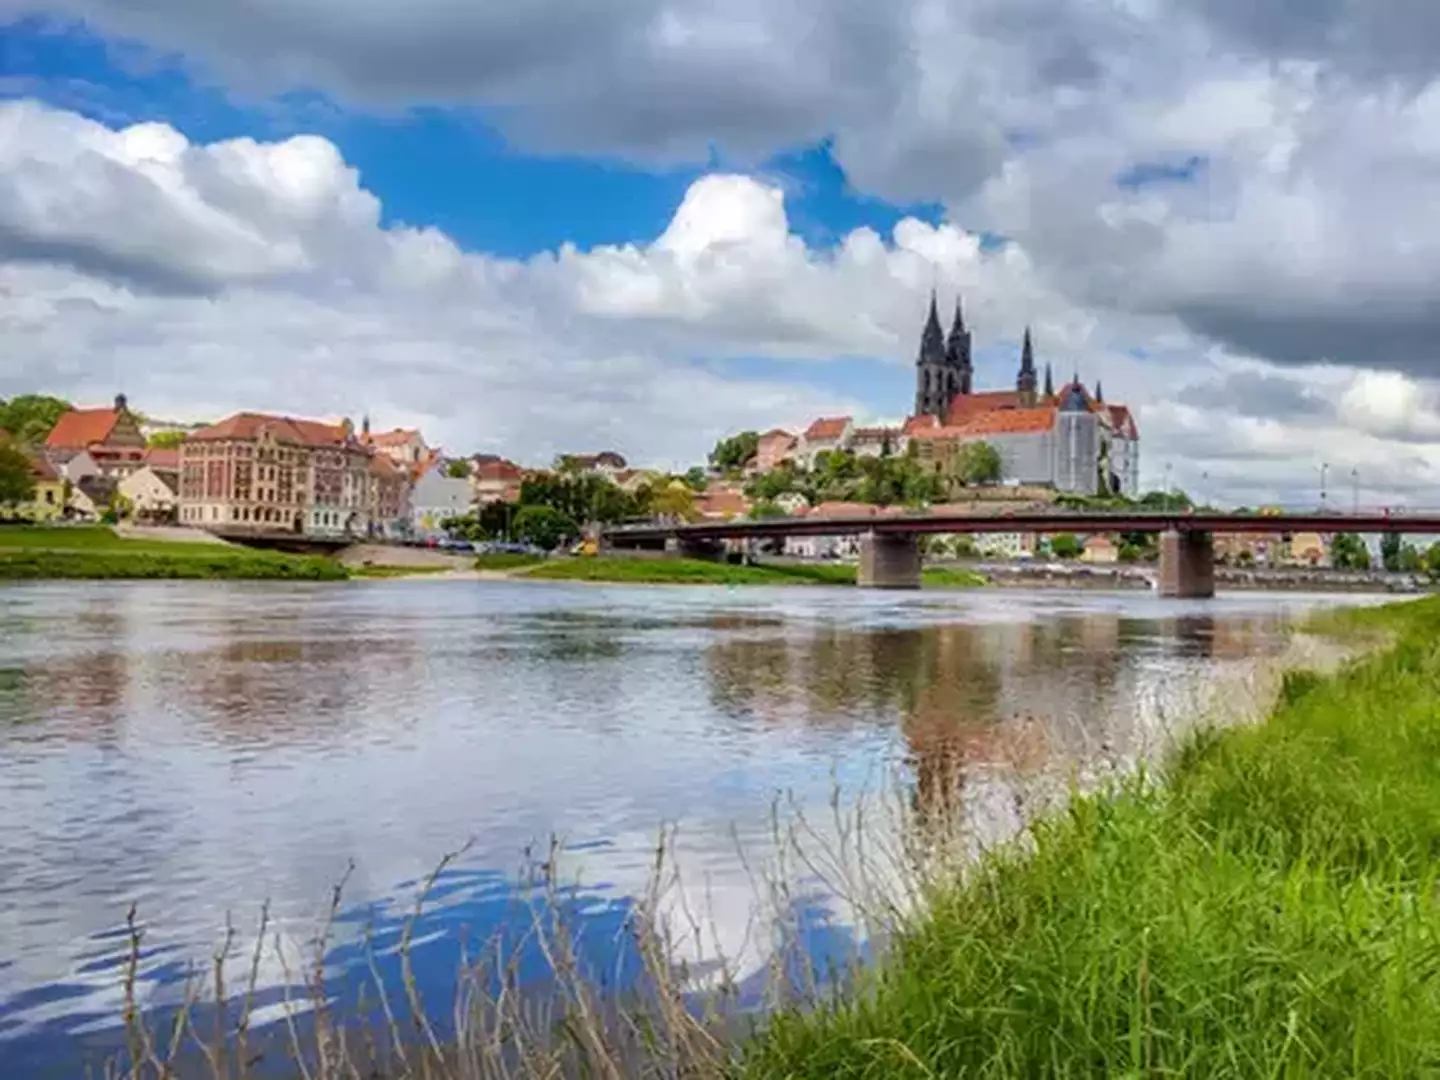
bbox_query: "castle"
[905,294,1139,496]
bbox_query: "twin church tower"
[913,293,1055,419]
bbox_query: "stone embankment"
[967,560,1426,593]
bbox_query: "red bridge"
[602,509,1440,597]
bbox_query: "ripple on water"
[0,580,1385,1074]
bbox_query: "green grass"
[0,524,227,555]
[520,557,987,588]
[522,556,859,586]
[473,551,547,571]
[745,596,1440,1078]
[920,565,988,589]
[0,525,347,580]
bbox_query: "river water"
[0,580,1379,1074]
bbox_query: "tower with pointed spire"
[945,296,973,397]
[1017,327,1038,405]
[1043,363,1054,399]
[914,291,952,418]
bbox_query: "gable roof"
[28,455,59,482]
[956,406,1058,436]
[143,447,180,470]
[365,428,423,449]
[945,391,1022,425]
[45,407,122,449]
[804,416,851,441]
[1107,404,1138,437]
[188,412,354,448]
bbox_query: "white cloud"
[6,96,1440,503]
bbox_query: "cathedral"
[904,294,1139,496]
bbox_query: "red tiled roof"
[696,490,751,519]
[143,447,180,469]
[945,391,1022,425]
[804,416,851,441]
[188,412,354,447]
[954,406,1057,436]
[760,428,793,441]
[366,428,422,448]
[45,407,121,449]
[474,458,523,482]
[1108,404,1138,437]
[902,415,939,436]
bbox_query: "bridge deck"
[604,511,1440,544]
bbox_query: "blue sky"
[1,18,945,259]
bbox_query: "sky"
[3,2,1440,504]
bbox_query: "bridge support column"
[857,532,922,589]
[1158,530,1215,599]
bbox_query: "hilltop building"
[772,296,1139,496]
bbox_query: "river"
[0,580,1380,1074]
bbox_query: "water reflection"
[0,582,1373,1075]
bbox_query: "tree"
[0,443,35,507]
[749,500,788,520]
[445,459,471,479]
[709,431,759,472]
[1426,541,1440,580]
[1400,543,1424,574]
[1330,532,1370,571]
[684,466,709,491]
[146,430,187,450]
[1381,532,1402,572]
[511,505,578,550]
[953,441,1003,486]
[1049,533,1083,559]
[649,481,697,522]
[0,394,71,446]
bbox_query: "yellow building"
[10,456,66,521]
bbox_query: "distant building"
[69,475,118,521]
[42,448,101,485]
[471,455,526,504]
[410,457,471,538]
[751,429,798,474]
[563,451,628,478]
[44,394,148,478]
[179,412,372,537]
[119,448,181,523]
[368,453,412,540]
[797,417,853,469]
[363,423,430,468]
[6,455,65,522]
[1080,534,1119,565]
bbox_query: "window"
[44,489,54,504]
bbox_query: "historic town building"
[44,394,148,478]
[179,412,373,537]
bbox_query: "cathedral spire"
[945,293,973,395]
[1043,363,1054,398]
[915,290,950,418]
[1017,326,1038,403]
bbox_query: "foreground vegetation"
[746,596,1440,1077]
[472,551,546,571]
[0,525,348,580]
[519,556,987,588]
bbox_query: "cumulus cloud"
[7,95,1440,504]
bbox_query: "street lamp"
[1163,462,1173,506]
[1320,462,1329,510]
[1351,467,1359,514]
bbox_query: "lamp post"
[1163,462,1173,508]
[1351,467,1359,515]
[1320,462,1329,510]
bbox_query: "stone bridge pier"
[1158,529,1215,599]
[665,535,727,560]
[857,531,922,589]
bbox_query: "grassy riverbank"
[519,556,986,588]
[0,526,348,580]
[745,596,1440,1077]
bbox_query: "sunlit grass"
[745,595,1440,1077]
[0,525,347,580]
[520,556,986,588]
